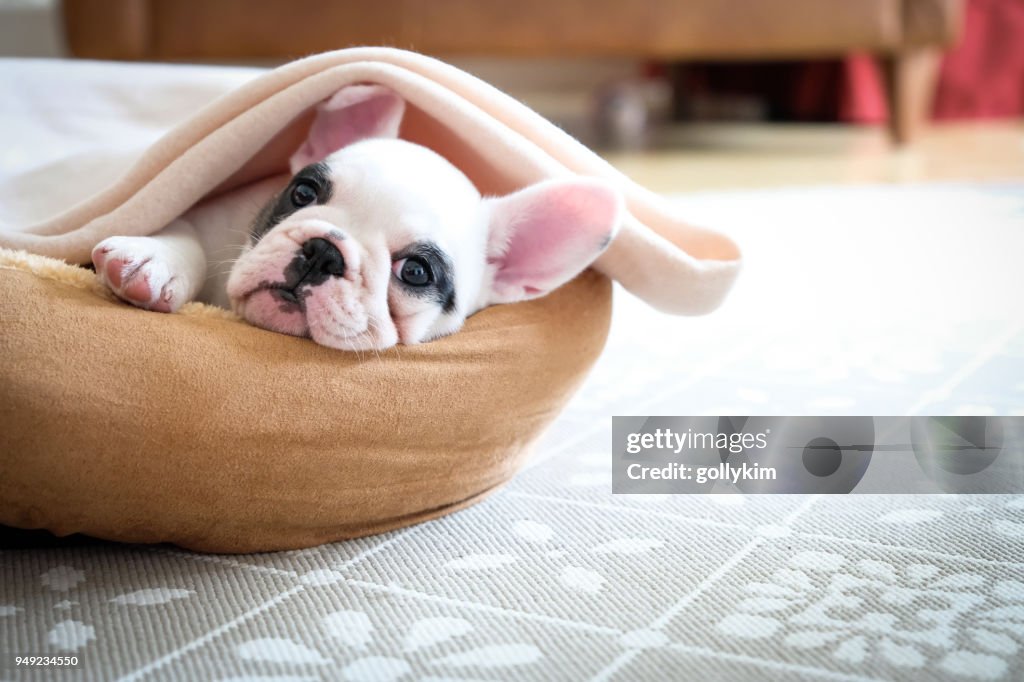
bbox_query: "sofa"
[61,0,965,143]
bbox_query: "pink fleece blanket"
[0,47,740,315]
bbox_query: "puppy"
[92,85,622,351]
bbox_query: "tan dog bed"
[0,49,739,552]
[0,248,609,553]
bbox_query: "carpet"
[2,181,1023,681]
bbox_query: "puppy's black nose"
[300,238,345,279]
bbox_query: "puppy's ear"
[484,178,622,305]
[289,84,405,173]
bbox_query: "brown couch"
[61,0,963,143]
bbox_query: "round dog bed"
[0,250,611,552]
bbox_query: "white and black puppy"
[91,85,622,351]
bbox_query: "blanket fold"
[0,47,740,315]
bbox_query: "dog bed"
[0,49,740,552]
[0,248,610,553]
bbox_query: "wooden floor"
[601,121,1024,193]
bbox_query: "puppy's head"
[227,85,622,351]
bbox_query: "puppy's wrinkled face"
[226,85,622,351]
[227,139,485,350]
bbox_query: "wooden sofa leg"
[880,49,942,146]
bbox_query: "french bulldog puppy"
[91,85,622,351]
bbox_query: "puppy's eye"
[290,182,318,207]
[393,257,432,287]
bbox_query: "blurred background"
[1,0,1021,191]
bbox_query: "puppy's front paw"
[92,237,187,313]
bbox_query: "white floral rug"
[3,180,1023,681]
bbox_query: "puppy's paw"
[92,237,188,313]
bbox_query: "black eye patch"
[250,162,334,243]
[391,242,457,314]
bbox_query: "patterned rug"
[3,182,1023,681]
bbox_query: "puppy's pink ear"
[485,178,622,305]
[289,84,405,173]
